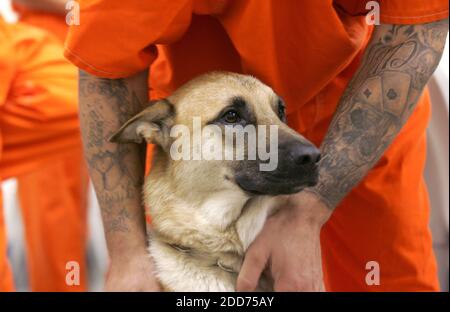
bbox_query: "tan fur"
[112,72,309,291]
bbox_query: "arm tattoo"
[79,71,147,234]
[308,19,448,209]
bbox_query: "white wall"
[0,0,17,22]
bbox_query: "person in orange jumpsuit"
[65,0,448,291]
[11,0,89,292]
[0,11,86,291]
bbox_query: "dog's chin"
[236,177,317,196]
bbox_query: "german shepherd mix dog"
[110,72,320,291]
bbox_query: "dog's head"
[110,72,320,196]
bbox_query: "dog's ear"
[109,99,174,149]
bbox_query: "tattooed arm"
[79,70,160,291]
[238,19,448,292]
[308,19,449,210]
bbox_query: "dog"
[110,72,320,291]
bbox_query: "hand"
[105,251,161,292]
[237,191,331,292]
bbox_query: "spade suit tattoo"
[308,20,448,209]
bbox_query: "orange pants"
[0,18,85,291]
[17,151,88,291]
[14,6,89,291]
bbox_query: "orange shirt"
[64,0,449,291]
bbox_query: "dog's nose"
[292,144,321,166]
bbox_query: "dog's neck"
[144,160,276,291]
[146,169,252,248]
[153,231,243,274]
[149,228,273,291]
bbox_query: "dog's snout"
[292,144,321,166]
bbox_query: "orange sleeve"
[64,0,193,78]
[379,0,449,24]
[335,0,448,24]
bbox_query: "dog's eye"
[222,110,241,124]
[278,99,286,121]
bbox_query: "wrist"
[303,187,334,211]
[289,190,332,228]
[109,247,150,268]
[107,230,149,262]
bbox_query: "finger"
[236,241,270,291]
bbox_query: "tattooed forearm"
[308,19,448,209]
[78,69,149,254]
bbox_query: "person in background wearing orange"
[0,0,87,291]
[12,0,89,292]
[66,0,448,292]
